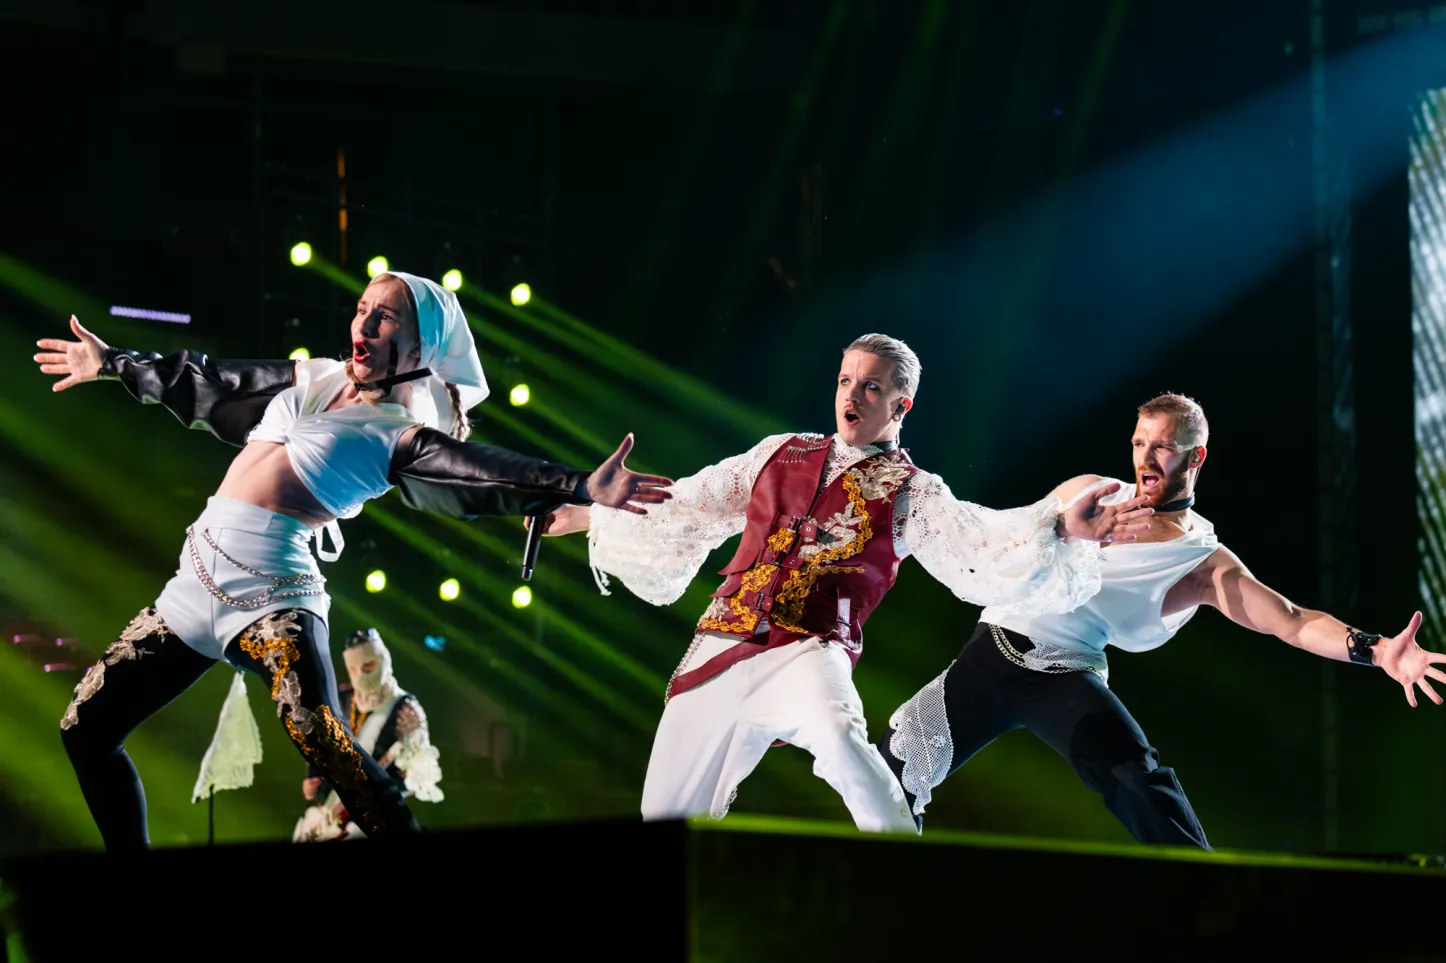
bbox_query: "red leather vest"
[669,433,917,699]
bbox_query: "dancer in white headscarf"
[36,271,670,849]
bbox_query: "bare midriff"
[211,375,423,529]
[214,442,336,528]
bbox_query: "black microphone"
[522,505,561,581]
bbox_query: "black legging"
[877,622,1209,849]
[59,605,419,850]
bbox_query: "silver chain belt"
[664,634,707,703]
[989,623,1095,675]
[187,526,326,610]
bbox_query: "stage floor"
[2,815,1442,961]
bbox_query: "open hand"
[584,434,674,514]
[35,315,108,392]
[526,504,591,537]
[1058,482,1153,543]
[1375,612,1446,708]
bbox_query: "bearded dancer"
[294,629,440,842]
[878,393,1446,847]
[538,334,1153,832]
[35,271,671,850]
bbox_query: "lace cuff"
[587,505,728,604]
[1000,496,1104,618]
[586,433,793,604]
[900,475,1102,617]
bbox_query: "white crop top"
[980,478,1221,670]
[248,359,418,559]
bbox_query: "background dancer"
[879,393,1446,846]
[294,628,441,842]
[35,271,671,849]
[538,334,1153,832]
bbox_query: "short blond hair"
[1138,393,1209,446]
[844,333,921,397]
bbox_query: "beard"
[1134,464,1190,508]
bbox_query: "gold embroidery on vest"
[698,456,904,637]
[766,528,796,553]
[697,564,775,634]
[852,459,915,502]
[771,474,873,633]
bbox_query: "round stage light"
[439,578,461,602]
[442,269,463,292]
[365,570,387,593]
[288,347,311,361]
[367,256,389,278]
[509,384,530,407]
[510,282,532,306]
[512,585,533,609]
[290,242,313,266]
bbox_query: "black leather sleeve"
[99,348,296,447]
[389,426,594,519]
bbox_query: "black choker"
[869,439,900,451]
[348,363,434,395]
[1156,494,1194,513]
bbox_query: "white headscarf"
[345,628,401,713]
[388,271,489,436]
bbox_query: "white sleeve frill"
[391,699,444,803]
[896,471,1102,617]
[587,433,795,606]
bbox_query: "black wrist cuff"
[97,346,136,380]
[1346,627,1382,666]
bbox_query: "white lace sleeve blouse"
[588,434,1101,617]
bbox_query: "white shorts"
[154,496,330,664]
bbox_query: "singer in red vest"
[540,334,1152,832]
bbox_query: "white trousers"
[640,636,917,833]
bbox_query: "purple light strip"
[109,305,191,324]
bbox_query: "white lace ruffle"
[896,474,1102,616]
[887,661,955,815]
[392,700,444,802]
[192,671,265,802]
[588,433,794,604]
[397,739,444,802]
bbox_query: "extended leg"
[761,642,916,833]
[874,625,1016,823]
[1015,666,1210,849]
[225,609,419,839]
[59,606,216,850]
[641,663,771,821]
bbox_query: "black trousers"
[877,622,1209,849]
[59,605,419,850]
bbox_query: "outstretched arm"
[389,428,673,520]
[551,433,793,605]
[901,472,1151,617]
[36,315,295,445]
[1181,547,1446,707]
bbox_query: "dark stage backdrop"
[0,0,1438,859]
